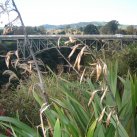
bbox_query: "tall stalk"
[11,0,49,105]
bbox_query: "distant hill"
[119,24,137,29]
[43,21,137,30]
[43,21,107,30]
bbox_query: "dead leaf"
[80,68,86,84]
[100,87,108,103]
[69,36,76,43]
[106,111,113,127]
[68,44,81,59]
[98,107,106,122]
[96,63,102,81]
[3,70,19,83]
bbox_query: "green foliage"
[53,119,61,137]
[110,44,137,76]
[0,116,41,137]
[84,24,99,34]
[118,75,137,137]
[116,29,127,34]
[1,62,137,136]
[13,26,47,35]
[1,43,137,136]
[0,86,40,126]
[124,48,137,74]
[100,20,119,34]
[86,120,97,137]
[57,30,66,34]
[126,25,137,35]
[31,64,133,136]
[98,43,137,77]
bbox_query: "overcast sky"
[0,0,137,26]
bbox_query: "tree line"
[0,20,137,35]
[82,20,137,35]
[0,25,46,35]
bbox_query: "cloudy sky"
[0,0,137,26]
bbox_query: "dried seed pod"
[88,90,99,106]
[100,87,108,103]
[68,44,81,59]
[96,63,102,81]
[116,114,120,125]
[77,46,87,70]
[74,46,87,71]
[57,37,61,48]
[5,51,14,68]
[80,68,86,84]
[98,107,106,122]
[103,63,108,77]
[106,111,113,127]
[69,36,76,43]
[89,63,97,66]
[14,50,19,59]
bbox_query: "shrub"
[0,85,40,126]
[113,44,137,76]
[100,43,137,77]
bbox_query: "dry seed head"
[57,37,61,48]
[76,46,87,70]
[103,63,108,77]
[80,68,86,84]
[3,70,19,84]
[88,90,99,106]
[29,63,32,72]
[77,59,81,70]
[106,111,113,127]
[116,114,120,125]
[40,103,51,114]
[77,47,85,70]
[98,107,106,122]
[14,50,19,59]
[18,63,32,74]
[73,54,79,68]
[69,36,76,43]
[5,56,10,68]
[5,51,14,68]
[89,63,97,66]
[100,87,108,104]
[64,41,70,45]
[96,63,102,81]
[68,44,81,59]
[14,59,19,68]
[28,60,35,64]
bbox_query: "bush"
[84,24,99,34]
[94,43,137,77]
[106,44,137,76]
[124,47,137,74]
[0,85,40,126]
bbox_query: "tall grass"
[1,60,137,137]
[1,41,137,136]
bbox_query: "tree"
[84,24,99,34]
[100,20,119,34]
[126,25,136,35]
[116,29,127,35]
[37,25,46,34]
[57,30,66,34]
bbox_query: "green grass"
[1,61,137,136]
